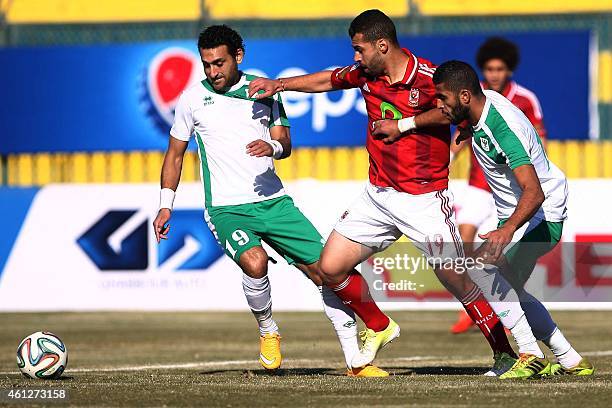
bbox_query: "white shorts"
[334,183,464,260]
[455,185,496,227]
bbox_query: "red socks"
[331,272,390,332]
[461,285,517,358]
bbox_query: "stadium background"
[0,1,611,312]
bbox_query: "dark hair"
[476,37,519,71]
[433,60,484,95]
[197,25,245,57]
[348,9,398,45]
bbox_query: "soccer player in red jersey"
[450,37,548,334]
[249,10,516,373]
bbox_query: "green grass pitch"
[0,311,610,407]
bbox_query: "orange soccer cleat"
[450,310,475,334]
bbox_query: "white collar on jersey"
[227,72,247,93]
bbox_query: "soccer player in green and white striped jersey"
[432,60,594,378]
[152,25,387,377]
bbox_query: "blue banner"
[0,31,591,153]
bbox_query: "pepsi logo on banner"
[142,47,203,134]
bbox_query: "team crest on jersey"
[409,88,420,107]
[203,96,214,106]
[480,137,490,151]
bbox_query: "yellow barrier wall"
[205,0,407,20]
[5,0,609,23]
[413,0,612,16]
[3,141,611,186]
[600,51,612,104]
[4,0,200,24]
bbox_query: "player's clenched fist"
[246,139,274,157]
[153,208,171,243]
[371,119,402,144]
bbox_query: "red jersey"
[469,81,547,191]
[331,49,450,195]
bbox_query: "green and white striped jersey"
[170,73,290,208]
[471,90,568,222]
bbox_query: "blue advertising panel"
[0,31,591,153]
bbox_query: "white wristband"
[269,140,284,159]
[160,188,175,211]
[397,116,416,133]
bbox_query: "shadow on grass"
[200,367,340,377]
[199,366,488,377]
[402,366,488,376]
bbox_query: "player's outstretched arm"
[413,108,451,128]
[478,164,545,262]
[153,137,189,243]
[248,71,335,99]
[412,109,474,146]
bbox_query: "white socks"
[320,286,359,368]
[468,263,584,364]
[543,327,583,368]
[517,290,582,366]
[242,274,279,336]
[242,274,359,368]
[511,315,544,358]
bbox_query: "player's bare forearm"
[477,164,544,262]
[283,71,335,92]
[270,125,292,159]
[249,71,334,98]
[504,164,545,232]
[372,108,454,145]
[160,137,189,191]
[414,108,451,128]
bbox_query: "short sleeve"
[486,106,532,170]
[491,126,532,169]
[330,63,362,89]
[269,93,290,128]
[170,92,194,141]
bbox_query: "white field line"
[1,351,610,375]
[583,350,612,356]
[0,356,436,375]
